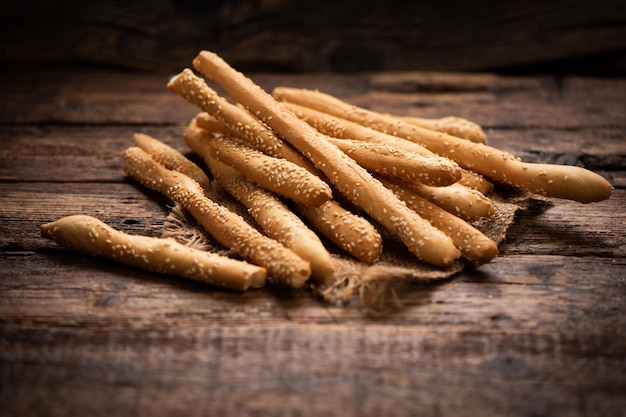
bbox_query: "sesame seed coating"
[41,215,267,290]
[193,51,461,266]
[207,134,332,207]
[276,87,612,203]
[122,146,311,287]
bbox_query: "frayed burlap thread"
[161,189,530,310]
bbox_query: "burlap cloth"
[162,182,536,311]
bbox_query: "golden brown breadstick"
[193,50,461,267]
[326,137,461,186]
[123,146,311,288]
[284,101,494,213]
[297,200,382,264]
[379,181,499,265]
[282,101,434,157]
[167,68,317,174]
[184,120,335,285]
[398,115,487,144]
[208,134,333,207]
[195,112,229,134]
[132,133,210,190]
[187,117,381,266]
[41,215,266,291]
[277,89,612,203]
[400,180,496,221]
[275,86,487,143]
[457,169,494,195]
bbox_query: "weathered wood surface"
[2,0,626,74]
[1,67,625,417]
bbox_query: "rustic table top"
[1,67,625,417]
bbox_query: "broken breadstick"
[41,215,267,291]
[123,146,311,288]
[167,68,318,174]
[274,86,487,143]
[208,134,333,207]
[278,89,613,203]
[132,133,210,190]
[326,137,461,186]
[184,119,335,285]
[379,180,499,265]
[193,50,461,267]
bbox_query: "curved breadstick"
[297,200,382,264]
[132,133,210,190]
[41,215,266,291]
[167,68,317,174]
[184,121,335,285]
[208,134,333,207]
[326,137,461,186]
[398,115,487,144]
[379,181,499,265]
[193,50,461,267]
[399,180,496,221]
[276,89,613,203]
[123,146,311,288]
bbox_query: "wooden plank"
[1,253,624,416]
[2,70,625,130]
[3,0,625,73]
[0,182,169,251]
[0,125,195,182]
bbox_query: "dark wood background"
[2,0,626,74]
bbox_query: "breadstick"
[274,86,487,144]
[281,101,434,157]
[195,112,229,134]
[184,120,335,284]
[400,180,496,221]
[132,133,210,190]
[167,68,318,174]
[123,146,311,288]
[186,117,381,265]
[208,134,333,207]
[193,50,461,267]
[457,169,494,195]
[326,137,461,186]
[398,115,487,144]
[285,101,495,212]
[297,200,382,264]
[41,215,266,291]
[379,181,499,265]
[276,89,612,203]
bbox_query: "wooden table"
[1,67,625,416]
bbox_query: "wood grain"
[2,0,625,74]
[0,67,625,417]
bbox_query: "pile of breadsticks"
[42,50,613,294]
